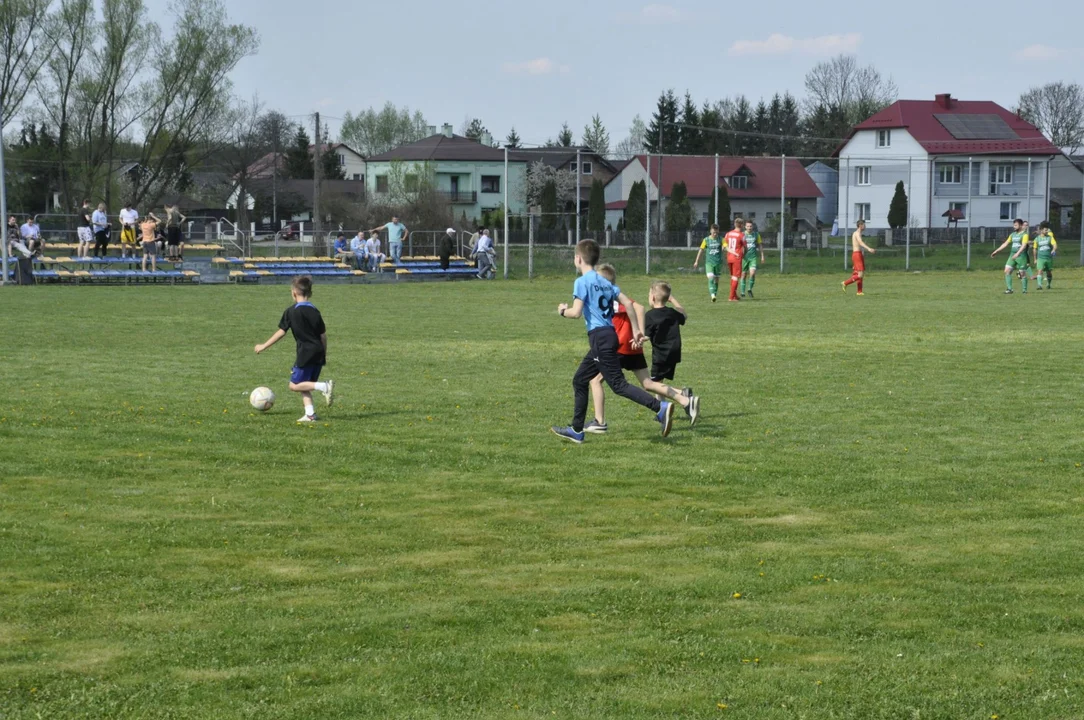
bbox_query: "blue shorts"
[290,364,322,384]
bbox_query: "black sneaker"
[748,289,754,298]
[1004,289,1013,294]
[682,387,693,399]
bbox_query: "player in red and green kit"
[739,220,764,298]
[1032,221,1057,290]
[991,218,1030,294]
[693,223,724,302]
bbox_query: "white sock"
[304,403,315,417]
[313,382,329,393]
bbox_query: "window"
[581,161,593,175]
[728,175,748,189]
[1000,202,1019,221]
[855,203,871,221]
[992,164,1013,184]
[481,175,501,193]
[404,174,419,193]
[337,153,346,166]
[568,162,577,173]
[949,201,968,219]
[938,165,962,184]
[352,173,362,181]
[856,166,871,186]
[877,130,891,148]
[766,211,775,220]
[375,175,388,194]
[747,212,756,220]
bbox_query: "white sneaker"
[297,414,319,423]
[323,379,335,407]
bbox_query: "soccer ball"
[249,386,275,412]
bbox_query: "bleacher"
[388,256,479,279]
[43,242,225,255]
[11,256,200,284]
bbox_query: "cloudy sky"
[148,0,1082,147]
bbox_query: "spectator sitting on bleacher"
[7,216,18,246]
[365,231,385,272]
[7,231,34,285]
[350,231,369,270]
[333,232,349,258]
[20,216,43,257]
[92,203,110,257]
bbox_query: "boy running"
[1032,221,1057,290]
[991,219,1030,294]
[842,219,876,295]
[693,223,724,302]
[585,266,699,434]
[552,239,675,444]
[740,220,764,298]
[254,275,336,423]
[643,281,698,421]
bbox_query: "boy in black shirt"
[254,275,335,423]
[644,280,688,393]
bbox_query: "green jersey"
[743,231,760,259]
[1009,231,1030,257]
[700,235,723,264]
[1034,232,1056,259]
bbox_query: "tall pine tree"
[678,92,702,154]
[888,181,908,228]
[557,122,574,147]
[505,127,521,149]
[625,180,646,231]
[751,100,770,155]
[285,125,313,179]
[706,183,731,227]
[540,180,558,229]
[665,181,693,231]
[645,90,679,153]
[587,179,605,233]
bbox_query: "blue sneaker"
[551,426,585,444]
[583,420,608,434]
[656,401,675,437]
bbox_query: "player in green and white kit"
[1032,221,1057,290]
[990,218,1031,294]
[739,220,764,298]
[693,223,724,302]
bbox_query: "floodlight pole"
[575,146,581,245]
[966,157,973,270]
[503,145,509,279]
[779,155,786,273]
[713,153,719,225]
[905,158,912,271]
[645,154,651,275]
[0,108,8,286]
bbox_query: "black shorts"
[619,353,648,372]
[167,227,182,245]
[651,361,678,382]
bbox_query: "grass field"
[2,269,1084,719]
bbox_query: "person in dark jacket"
[438,228,456,270]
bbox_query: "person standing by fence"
[439,228,455,270]
[92,203,110,257]
[77,200,94,258]
[165,204,186,261]
[371,215,408,264]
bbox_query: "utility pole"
[313,112,322,254]
[1,108,8,285]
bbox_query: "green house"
[365,126,528,220]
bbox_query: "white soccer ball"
[249,386,276,412]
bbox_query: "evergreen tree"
[541,180,558,229]
[888,181,908,229]
[645,90,680,153]
[582,115,610,156]
[779,93,802,155]
[505,127,521,149]
[725,96,755,155]
[464,118,489,142]
[665,181,693,231]
[751,100,770,155]
[678,92,702,154]
[587,179,605,233]
[711,182,731,227]
[625,180,646,231]
[700,101,728,155]
[285,125,313,179]
[557,122,574,147]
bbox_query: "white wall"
[838,129,930,229]
[336,148,366,181]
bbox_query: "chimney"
[935,93,953,109]
[427,125,437,136]
[442,123,454,138]
[480,131,493,147]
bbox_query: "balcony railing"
[436,191,477,203]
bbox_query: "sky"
[147,0,1083,148]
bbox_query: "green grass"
[2,270,1084,719]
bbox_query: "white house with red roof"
[835,93,1062,230]
[604,155,823,231]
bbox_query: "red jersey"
[611,299,643,356]
[725,230,746,260]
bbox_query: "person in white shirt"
[364,231,385,272]
[349,231,369,271]
[475,229,495,280]
[118,202,139,258]
[92,203,110,257]
[19,216,43,256]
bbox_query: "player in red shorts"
[724,217,746,302]
[842,219,876,296]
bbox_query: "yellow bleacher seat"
[183,271,199,277]
[75,271,90,277]
[350,270,367,276]
[395,269,412,275]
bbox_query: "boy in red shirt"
[724,217,746,302]
[585,264,699,433]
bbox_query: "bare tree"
[0,0,51,124]
[256,109,292,225]
[804,54,897,124]
[1017,81,1084,154]
[613,114,647,159]
[340,102,428,156]
[221,96,268,235]
[36,0,96,209]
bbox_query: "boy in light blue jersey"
[552,239,674,443]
